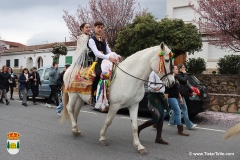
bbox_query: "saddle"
[65,62,97,94]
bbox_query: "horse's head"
[150,42,175,88]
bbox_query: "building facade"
[1,42,76,70]
[166,0,237,71]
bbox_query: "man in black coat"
[30,67,42,105]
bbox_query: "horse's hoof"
[138,149,148,155]
[72,131,83,137]
[99,140,109,146]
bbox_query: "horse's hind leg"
[99,104,120,146]
[72,97,84,137]
[67,93,80,135]
[129,104,148,155]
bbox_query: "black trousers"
[31,85,39,103]
[47,85,59,105]
[9,85,14,98]
[92,62,102,96]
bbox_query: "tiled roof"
[4,41,77,53]
[1,40,26,47]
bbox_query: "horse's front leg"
[67,93,80,136]
[99,103,119,146]
[128,104,148,155]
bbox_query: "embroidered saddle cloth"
[65,63,97,94]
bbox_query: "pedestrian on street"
[8,67,17,100]
[45,62,60,108]
[56,64,70,116]
[30,67,41,105]
[0,66,11,105]
[18,68,32,106]
[168,63,197,129]
[165,65,189,136]
[138,71,170,145]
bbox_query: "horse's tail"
[223,122,240,140]
[60,90,69,124]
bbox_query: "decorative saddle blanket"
[65,63,97,94]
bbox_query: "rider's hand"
[118,56,122,62]
[109,56,117,63]
[155,87,160,91]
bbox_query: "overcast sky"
[0,0,166,46]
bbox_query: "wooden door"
[174,53,186,65]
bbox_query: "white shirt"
[88,38,111,60]
[148,71,165,93]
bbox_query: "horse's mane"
[121,46,159,66]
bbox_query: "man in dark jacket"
[45,62,60,108]
[30,67,42,105]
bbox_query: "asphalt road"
[0,95,239,160]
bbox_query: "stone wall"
[195,74,238,94]
[209,93,240,113]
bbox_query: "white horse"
[61,42,175,155]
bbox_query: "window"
[6,60,10,67]
[43,68,50,80]
[38,69,43,79]
[14,59,19,67]
[65,56,72,64]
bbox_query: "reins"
[113,62,166,85]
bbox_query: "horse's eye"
[165,59,169,63]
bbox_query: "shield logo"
[7,132,20,155]
[7,140,20,155]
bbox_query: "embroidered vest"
[88,36,107,63]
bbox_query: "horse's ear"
[160,42,165,50]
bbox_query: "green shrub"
[186,57,206,74]
[217,54,240,74]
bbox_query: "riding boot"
[138,120,154,137]
[155,122,169,145]
[177,125,189,136]
[92,96,96,104]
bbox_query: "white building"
[166,0,237,71]
[1,42,76,70]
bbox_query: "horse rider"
[88,21,122,104]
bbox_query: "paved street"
[0,94,239,160]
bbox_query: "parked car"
[18,65,64,100]
[138,73,210,117]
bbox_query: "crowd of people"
[0,64,69,115]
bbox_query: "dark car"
[138,73,210,117]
